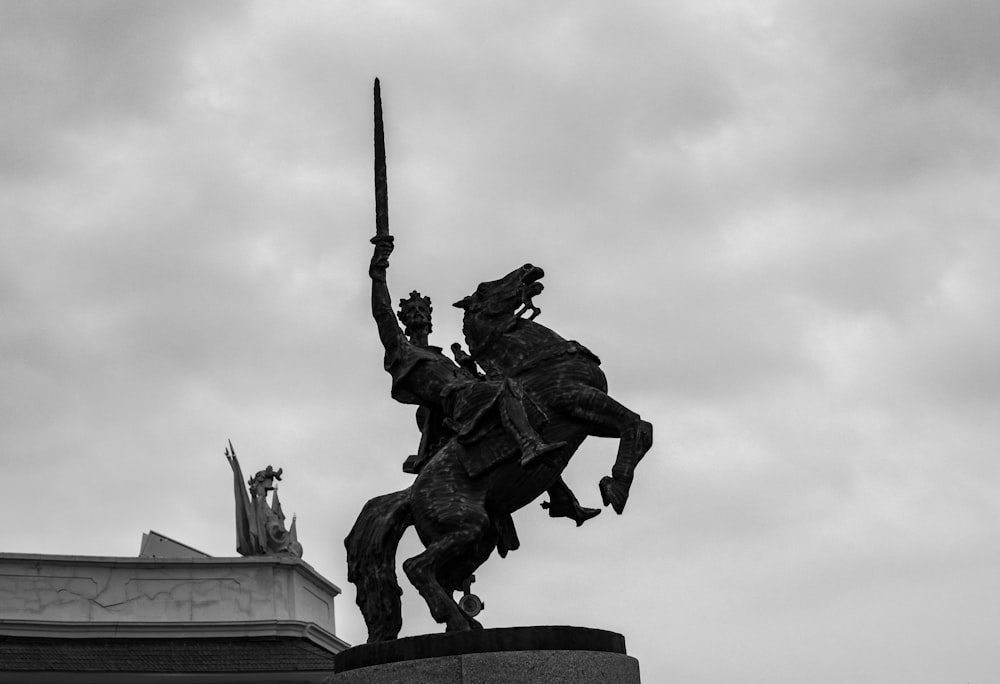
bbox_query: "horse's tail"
[344,488,413,643]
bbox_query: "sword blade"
[374,78,389,237]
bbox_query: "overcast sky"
[2,1,998,681]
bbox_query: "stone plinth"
[330,626,640,684]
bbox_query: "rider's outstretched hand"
[369,235,394,279]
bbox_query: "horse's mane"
[476,318,600,380]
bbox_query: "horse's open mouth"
[521,264,544,296]
[517,264,545,319]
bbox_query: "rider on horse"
[370,236,599,525]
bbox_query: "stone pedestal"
[330,626,640,684]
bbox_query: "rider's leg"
[498,380,566,467]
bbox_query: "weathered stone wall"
[0,552,342,646]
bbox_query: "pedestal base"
[330,626,640,684]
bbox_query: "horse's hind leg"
[437,530,498,630]
[563,387,653,514]
[403,510,490,633]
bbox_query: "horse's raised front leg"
[403,509,490,633]
[561,387,653,514]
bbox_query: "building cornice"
[0,552,341,596]
[0,617,350,652]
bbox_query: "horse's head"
[454,264,544,354]
[454,263,544,320]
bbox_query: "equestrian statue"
[345,79,653,643]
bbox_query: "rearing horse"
[345,264,652,642]
[454,263,652,514]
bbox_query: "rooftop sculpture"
[226,441,302,558]
[345,80,652,643]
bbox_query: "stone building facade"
[0,545,347,682]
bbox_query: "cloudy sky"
[2,1,998,681]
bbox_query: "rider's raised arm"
[370,236,404,358]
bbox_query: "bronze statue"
[345,80,652,643]
[371,236,599,521]
[370,237,575,476]
[226,441,302,558]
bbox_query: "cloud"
[2,2,999,681]
[0,2,248,179]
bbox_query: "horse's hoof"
[599,476,629,515]
[637,420,653,454]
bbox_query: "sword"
[373,78,390,240]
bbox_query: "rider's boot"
[541,479,601,526]
[600,419,653,514]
